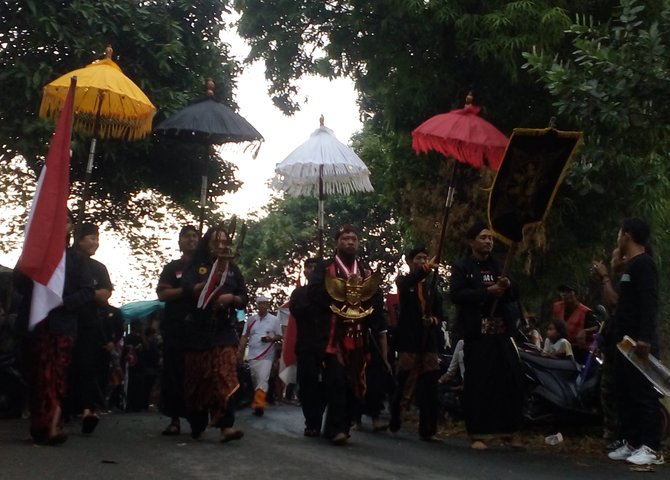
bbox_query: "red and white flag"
[197,259,228,309]
[17,77,77,329]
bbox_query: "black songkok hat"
[334,224,359,240]
[465,220,489,240]
[558,282,579,293]
[76,222,98,240]
[406,246,428,261]
[179,225,198,238]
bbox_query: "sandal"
[82,415,100,434]
[220,428,244,443]
[162,422,181,436]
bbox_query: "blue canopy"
[120,300,164,322]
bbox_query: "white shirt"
[244,313,281,360]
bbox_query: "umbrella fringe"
[273,175,373,197]
[40,92,153,140]
[412,135,506,170]
[276,163,370,178]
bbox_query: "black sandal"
[81,415,99,434]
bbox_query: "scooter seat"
[519,350,579,372]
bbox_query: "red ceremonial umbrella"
[411,92,508,261]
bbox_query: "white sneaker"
[608,442,634,461]
[626,445,665,465]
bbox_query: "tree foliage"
[0,0,243,225]
[236,191,403,303]
[523,0,670,353]
[234,0,670,329]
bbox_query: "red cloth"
[29,323,75,437]
[282,310,297,366]
[552,301,591,344]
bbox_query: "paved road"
[0,405,665,479]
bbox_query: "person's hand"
[634,340,651,361]
[488,278,509,297]
[236,350,245,364]
[576,329,587,348]
[217,293,235,307]
[438,373,451,384]
[426,256,438,270]
[592,260,609,281]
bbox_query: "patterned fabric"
[184,346,239,428]
[29,323,75,437]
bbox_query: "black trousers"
[160,343,186,419]
[322,354,357,438]
[72,331,105,412]
[616,354,662,450]
[297,351,326,431]
[391,368,439,437]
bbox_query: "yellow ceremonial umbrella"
[39,45,156,219]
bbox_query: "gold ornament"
[325,272,381,320]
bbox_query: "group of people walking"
[15,214,665,466]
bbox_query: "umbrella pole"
[199,175,208,235]
[76,93,104,230]
[318,165,324,258]
[435,159,460,263]
[75,138,98,230]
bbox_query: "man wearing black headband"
[450,221,524,451]
[390,246,443,441]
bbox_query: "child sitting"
[543,318,574,359]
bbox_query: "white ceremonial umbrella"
[275,116,374,256]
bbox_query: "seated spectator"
[439,338,464,385]
[543,318,574,360]
[551,283,599,363]
[522,314,543,349]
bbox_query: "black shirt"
[182,259,248,351]
[614,253,659,352]
[157,258,192,344]
[395,267,443,353]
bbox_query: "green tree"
[232,0,625,258]
[523,0,670,355]
[237,192,403,302]
[0,0,258,299]
[0,0,243,223]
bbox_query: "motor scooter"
[519,306,669,436]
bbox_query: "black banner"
[488,128,582,244]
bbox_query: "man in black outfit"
[390,246,443,440]
[156,225,199,435]
[73,222,113,435]
[289,258,327,437]
[607,218,664,466]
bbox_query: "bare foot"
[471,440,488,450]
